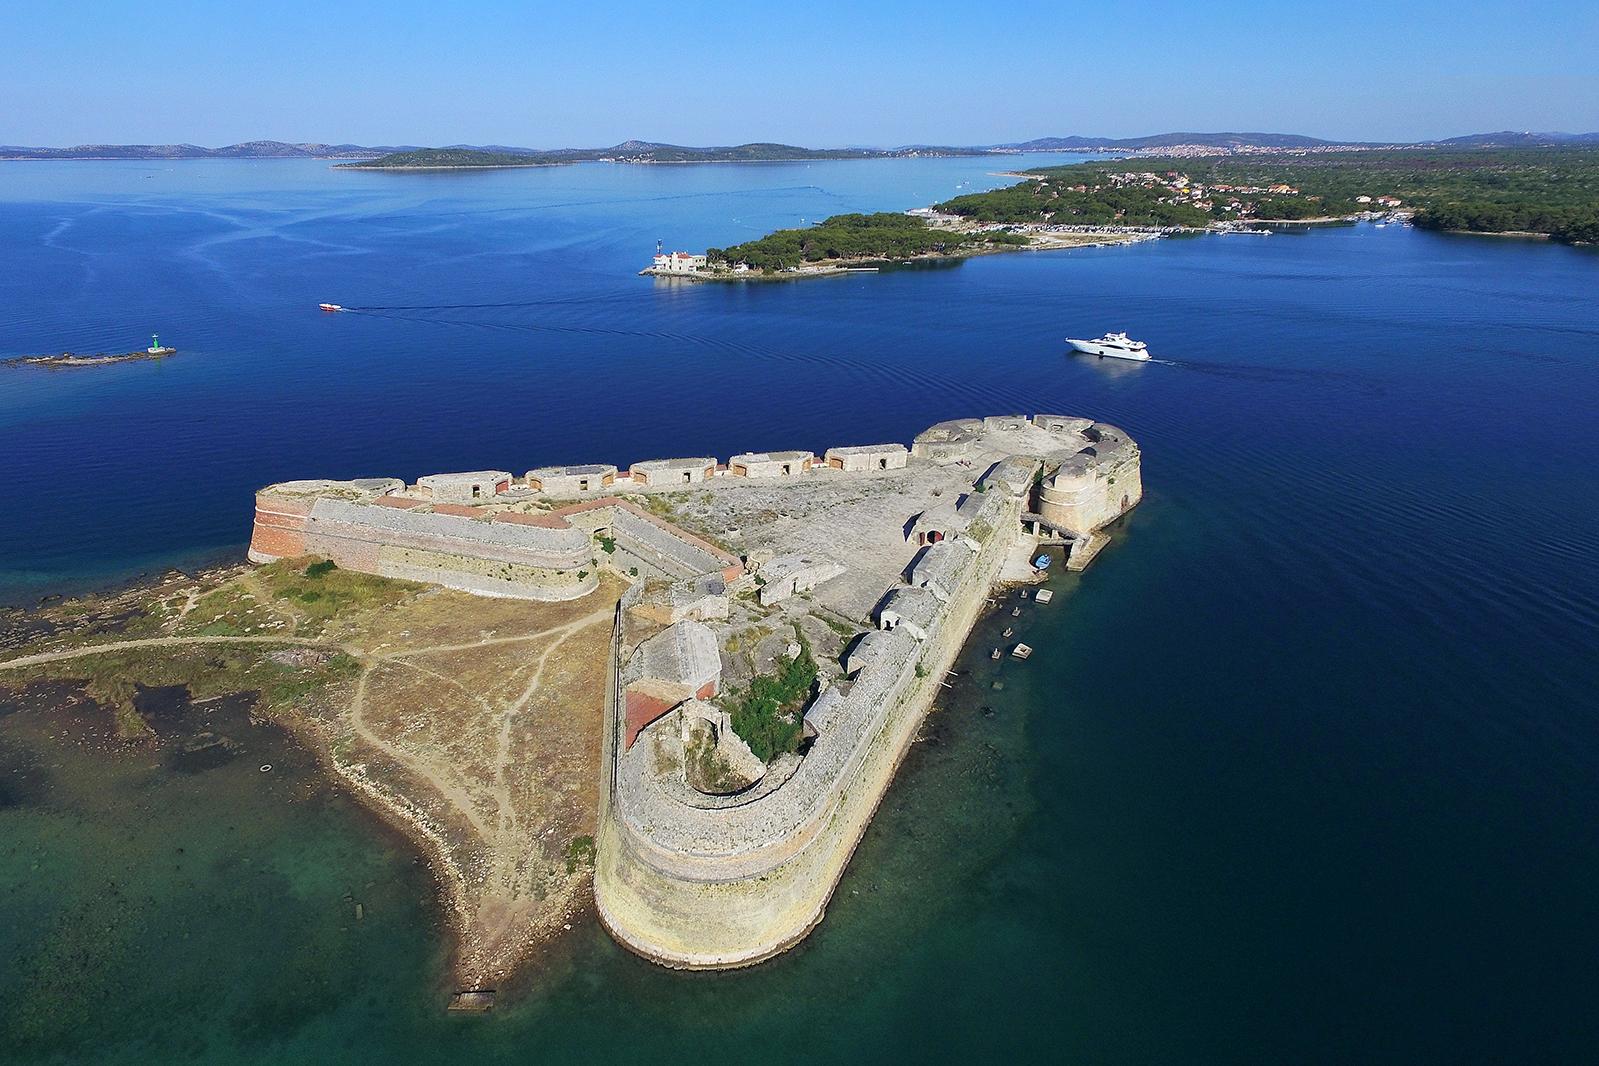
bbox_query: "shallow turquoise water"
[2,158,1597,1062]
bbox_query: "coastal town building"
[649,251,708,275]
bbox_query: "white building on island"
[650,251,707,275]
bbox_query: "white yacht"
[1066,332,1152,362]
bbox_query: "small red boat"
[319,303,344,312]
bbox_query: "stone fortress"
[247,414,1142,968]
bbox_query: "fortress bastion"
[245,415,1142,968]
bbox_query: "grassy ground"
[0,558,627,987]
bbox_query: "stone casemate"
[526,464,618,495]
[416,470,513,503]
[727,451,813,479]
[630,457,717,486]
[824,444,908,472]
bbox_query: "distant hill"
[1433,131,1599,148]
[999,131,1599,153]
[10,131,1599,164]
[0,140,401,160]
[337,148,556,169]
[997,132,1349,151]
[338,141,989,169]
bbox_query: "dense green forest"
[709,213,1026,271]
[340,148,548,168]
[1100,149,1599,241]
[936,178,1219,227]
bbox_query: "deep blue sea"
[2,156,1598,1063]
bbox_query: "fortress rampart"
[246,416,1141,967]
[1036,422,1143,533]
[596,489,1023,965]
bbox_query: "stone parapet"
[1036,422,1143,534]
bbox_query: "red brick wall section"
[249,493,311,560]
[624,686,681,749]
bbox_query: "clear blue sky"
[4,0,1595,146]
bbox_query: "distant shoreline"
[336,162,559,171]
[337,155,985,172]
[643,228,1154,283]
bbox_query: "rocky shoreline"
[5,348,176,369]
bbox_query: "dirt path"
[346,658,498,839]
[481,608,612,875]
[0,634,341,671]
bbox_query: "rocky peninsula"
[0,414,1141,997]
[6,338,176,369]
